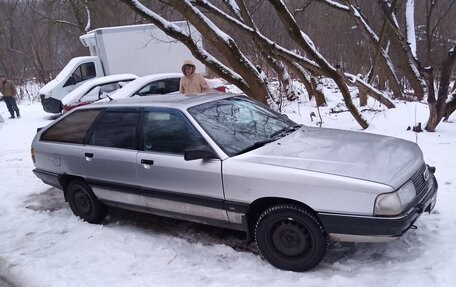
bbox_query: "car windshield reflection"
[188,96,298,156]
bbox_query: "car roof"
[109,73,182,100]
[61,74,138,104]
[135,73,182,82]
[76,74,138,88]
[84,92,242,110]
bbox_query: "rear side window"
[164,78,180,93]
[80,81,130,103]
[136,77,180,96]
[88,109,140,149]
[41,109,102,144]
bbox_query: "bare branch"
[268,0,368,129]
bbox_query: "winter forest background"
[0,0,455,131]
[1,2,456,285]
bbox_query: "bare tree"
[0,0,141,89]
[2,0,454,131]
[316,0,404,102]
[308,0,455,131]
[426,45,456,130]
[118,0,403,129]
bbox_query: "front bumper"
[318,173,438,241]
[40,94,62,114]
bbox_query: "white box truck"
[39,22,204,113]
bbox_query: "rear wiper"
[235,138,277,156]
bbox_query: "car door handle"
[140,159,154,169]
[84,153,94,161]
[140,159,154,165]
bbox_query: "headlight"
[374,181,416,216]
[397,181,416,206]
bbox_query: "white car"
[105,73,227,102]
[61,74,138,112]
[108,73,183,100]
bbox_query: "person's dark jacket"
[0,79,17,97]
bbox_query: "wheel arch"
[244,197,320,241]
[59,174,85,201]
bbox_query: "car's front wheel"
[67,180,107,224]
[255,204,327,271]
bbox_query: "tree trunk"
[312,77,327,107]
[377,0,426,100]
[359,89,368,106]
[436,46,456,120]
[280,58,327,106]
[269,0,368,129]
[444,99,456,122]
[427,46,456,130]
[424,68,438,131]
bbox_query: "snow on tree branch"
[406,0,417,58]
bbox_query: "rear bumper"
[33,169,63,190]
[319,174,438,241]
[40,95,62,114]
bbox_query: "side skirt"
[102,199,247,232]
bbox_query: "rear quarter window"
[88,109,140,149]
[41,109,103,144]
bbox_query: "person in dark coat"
[0,74,20,119]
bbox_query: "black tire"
[67,180,107,224]
[255,204,327,272]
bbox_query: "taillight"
[31,147,36,163]
[214,86,226,92]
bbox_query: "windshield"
[188,96,298,156]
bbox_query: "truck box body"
[40,22,204,113]
[80,23,205,76]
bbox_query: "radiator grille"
[411,163,427,195]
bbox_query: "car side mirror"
[99,91,108,99]
[184,145,218,161]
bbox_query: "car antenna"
[414,102,418,144]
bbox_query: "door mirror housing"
[184,145,218,161]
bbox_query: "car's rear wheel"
[255,204,327,271]
[67,180,107,224]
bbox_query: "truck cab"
[39,56,104,113]
[39,22,204,114]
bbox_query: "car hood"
[239,126,423,189]
[39,79,58,98]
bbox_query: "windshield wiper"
[234,138,277,156]
[234,125,302,156]
[269,124,302,139]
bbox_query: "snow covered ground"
[0,89,455,286]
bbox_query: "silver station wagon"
[31,93,438,271]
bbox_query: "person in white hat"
[179,59,210,94]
